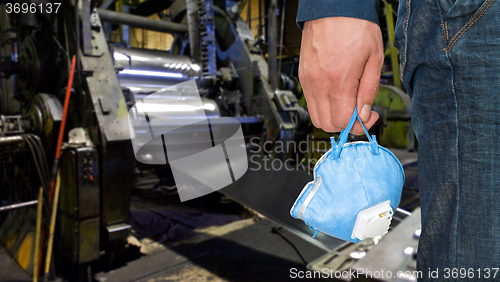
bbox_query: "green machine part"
[58,145,100,264]
[373,84,415,150]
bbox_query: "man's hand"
[299,17,384,135]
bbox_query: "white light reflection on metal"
[114,52,129,61]
[414,229,421,237]
[404,247,414,255]
[120,69,183,78]
[204,103,216,111]
[135,103,215,112]
[113,53,154,62]
[350,251,366,259]
[131,55,150,61]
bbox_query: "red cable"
[37,55,76,281]
[48,55,76,201]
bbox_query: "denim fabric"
[394,0,500,280]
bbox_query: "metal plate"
[220,149,418,252]
[80,8,131,142]
[351,208,421,281]
[220,155,345,251]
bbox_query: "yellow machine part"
[0,209,37,276]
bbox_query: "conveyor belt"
[220,154,345,251]
[220,149,418,252]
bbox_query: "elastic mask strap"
[331,110,379,159]
[356,113,380,155]
[308,225,320,238]
[331,111,357,159]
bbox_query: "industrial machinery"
[0,0,414,280]
[0,0,310,278]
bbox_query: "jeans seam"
[446,0,495,52]
[436,0,448,54]
[449,54,459,272]
[400,0,411,80]
[445,21,449,41]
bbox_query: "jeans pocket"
[437,0,457,14]
[441,0,493,52]
[443,0,489,18]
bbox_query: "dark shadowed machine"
[0,0,419,281]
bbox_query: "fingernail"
[360,104,371,122]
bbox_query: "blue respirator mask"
[290,110,405,243]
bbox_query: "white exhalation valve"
[351,201,393,241]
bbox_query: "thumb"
[357,51,383,123]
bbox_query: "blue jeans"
[394,0,500,280]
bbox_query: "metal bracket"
[80,2,105,58]
[274,90,300,112]
[81,0,93,56]
[0,115,24,135]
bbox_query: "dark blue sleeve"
[297,0,380,30]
